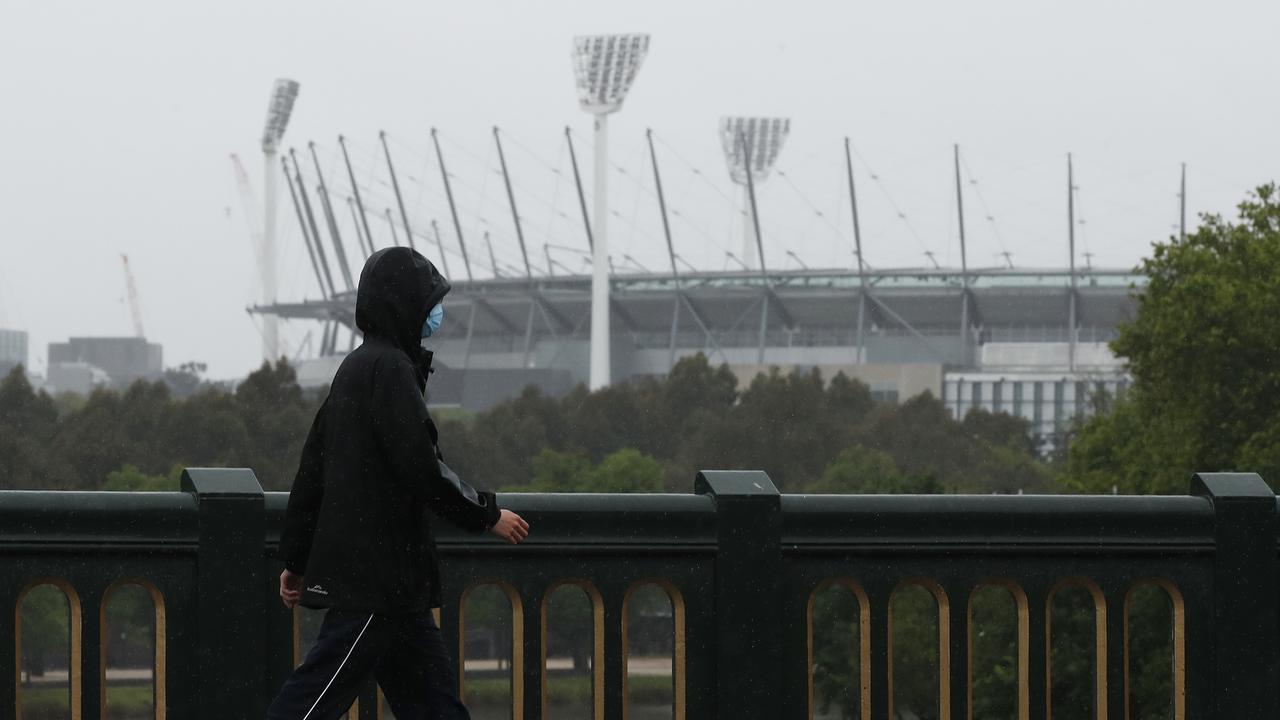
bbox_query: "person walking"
[268,246,529,720]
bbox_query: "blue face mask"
[421,302,444,338]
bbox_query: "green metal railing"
[2,468,1276,719]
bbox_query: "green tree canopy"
[806,445,941,494]
[103,463,182,491]
[1067,183,1280,493]
[0,360,319,490]
[524,448,663,493]
[1,351,1053,496]
[0,367,65,489]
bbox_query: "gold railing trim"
[100,578,166,720]
[458,579,525,720]
[1046,577,1108,720]
[1123,578,1185,720]
[888,578,951,720]
[805,577,871,720]
[540,578,606,720]
[15,578,83,720]
[968,578,1031,720]
[621,578,686,720]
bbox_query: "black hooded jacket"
[277,247,500,613]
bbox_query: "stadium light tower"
[260,78,300,364]
[720,116,790,270]
[572,33,650,390]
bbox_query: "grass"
[463,674,673,706]
[427,406,476,424]
[19,684,153,720]
[19,675,672,715]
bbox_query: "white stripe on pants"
[301,613,374,720]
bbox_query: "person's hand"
[280,569,304,609]
[488,509,530,545]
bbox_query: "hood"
[355,247,451,355]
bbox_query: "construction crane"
[292,329,314,363]
[120,254,145,338]
[230,154,264,272]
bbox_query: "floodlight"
[719,116,790,185]
[572,34,650,391]
[261,79,300,153]
[572,34,650,114]
[719,117,790,270]
[258,78,300,364]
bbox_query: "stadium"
[255,264,1140,443]
[244,41,1149,445]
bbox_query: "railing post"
[696,469,782,719]
[1191,471,1278,718]
[181,467,267,720]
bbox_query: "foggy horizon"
[2,0,1276,380]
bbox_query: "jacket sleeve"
[277,398,328,573]
[373,355,501,533]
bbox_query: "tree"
[689,366,863,490]
[19,584,70,680]
[104,463,181,491]
[0,366,67,489]
[526,448,593,492]
[162,386,250,472]
[585,448,663,493]
[522,448,663,493]
[962,407,1039,457]
[46,386,132,488]
[446,386,561,491]
[806,446,941,494]
[235,360,317,490]
[1067,184,1280,492]
[162,361,209,398]
[1,360,314,490]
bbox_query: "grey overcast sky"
[1,0,1276,380]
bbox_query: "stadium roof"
[253,267,1143,342]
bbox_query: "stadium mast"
[308,142,356,290]
[1180,162,1187,241]
[646,128,683,370]
[259,79,299,363]
[721,117,789,364]
[493,126,539,369]
[289,148,338,299]
[845,137,867,364]
[339,135,376,255]
[430,220,452,280]
[429,127,478,374]
[492,127,532,280]
[565,127,594,252]
[281,155,329,301]
[484,232,500,278]
[739,128,771,364]
[572,33,651,390]
[347,197,374,257]
[380,131,415,251]
[1068,153,1077,372]
[646,128,680,281]
[954,144,971,366]
[720,117,790,271]
[432,128,474,282]
[384,208,401,248]
[738,129,767,276]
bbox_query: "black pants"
[267,608,470,720]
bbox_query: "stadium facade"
[255,265,1140,444]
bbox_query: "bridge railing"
[1,468,1276,719]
